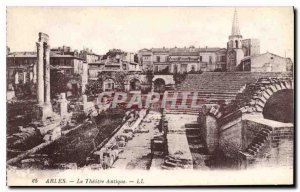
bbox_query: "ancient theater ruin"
[6,9,294,172]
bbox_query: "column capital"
[44,44,51,50]
[36,41,42,48]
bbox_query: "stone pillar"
[23,71,27,84]
[30,71,33,81]
[14,72,19,85]
[44,44,51,105]
[151,81,154,92]
[82,94,87,104]
[36,42,44,105]
[59,93,68,116]
[33,64,37,83]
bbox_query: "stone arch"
[103,78,115,91]
[235,40,239,48]
[262,89,293,123]
[153,78,166,92]
[129,78,141,91]
[253,79,294,113]
[203,79,294,121]
[152,75,175,85]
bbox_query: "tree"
[173,72,187,85]
[145,70,154,84]
[114,71,127,91]
[50,69,71,98]
[104,49,126,58]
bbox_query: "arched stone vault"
[152,75,175,85]
[252,79,294,113]
[202,77,294,121]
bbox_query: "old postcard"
[6,7,294,186]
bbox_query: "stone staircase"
[185,123,206,153]
[243,127,272,157]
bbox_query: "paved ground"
[112,111,161,170]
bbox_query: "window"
[154,65,158,72]
[200,56,202,62]
[235,40,239,48]
[209,56,212,64]
[181,64,187,73]
[156,56,160,62]
[174,65,178,74]
[221,56,226,62]
[191,65,196,72]
[166,66,170,72]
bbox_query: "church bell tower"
[227,9,245,71]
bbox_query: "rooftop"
[7,51,84,60]
[139,47,226,54]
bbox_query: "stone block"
[256,100,265,108]
[258,96,267,104]
[34,104,53,121]
[275,84,282,91]
[269,85,277,93]
[262,91,271,100]
[256,105,263,112]
[265,88,273,96]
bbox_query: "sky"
[7,7,294,59]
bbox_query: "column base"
[34,103,53,121]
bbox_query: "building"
[199,47,227,71]
[242,39,260,57]
[79,48,102,63]
[226,9,293,72]
[138,46,227,73]
[88,49,141,80]
[6,50,88,95]
[226,9,246,71]
[239,52,293,72]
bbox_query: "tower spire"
[231,8,242,37]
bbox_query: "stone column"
[59,93,68,116]
[23,71,27,84]
[151,81,154,92]
[36,42,44,105]
[14,72,19,85]
[82,94,87,104]
[44,44,51,105]
[29,71,33,81]
[33,64,37,83]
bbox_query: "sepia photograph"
[5,6,294,186]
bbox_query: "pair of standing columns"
[36,41,51,105]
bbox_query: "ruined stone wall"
[198,113,218,154]
[242,118,293,168]
[219,117,243,151]
[242,119,270,149]
[269,126,294,166]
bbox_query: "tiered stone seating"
[177,72,293,105]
